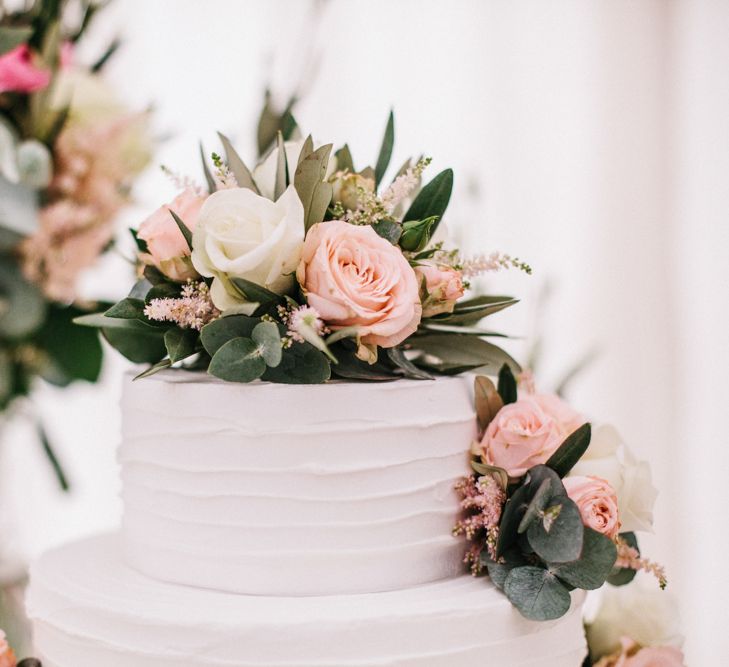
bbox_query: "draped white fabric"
[3,1,725,663]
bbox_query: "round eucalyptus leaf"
[17,140,52,189]
[0,258,46,338]
[527,496,584,563]
[262,341,330,384]
[504,566,572,621]
[552,527,617,590]
[200,315,258,357]
[252,321,283,367]
[208,337,266,383]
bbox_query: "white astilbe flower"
[160,165,206,196]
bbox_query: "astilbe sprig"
[460,251,533,277]
[615,536,668,589]
[453,473,506,574]
[144,281,220,331]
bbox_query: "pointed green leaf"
[105,298,146,320]
[474,375,503,433]
[273,131,288,200]
[168,210,193,251]
[335,144,354,172]
[208,337,266,383]
[218,132,260,193]
[434,296,519,326]
[0,27,33,57]
[134,358,173,380]
[546,423,592,478]
[385,347,434,380]
[164,327,198,363]
[229,277,283,311]
[504,566,572,621]
[102,327,166,363]
[403,168,453,233]
[498,363,518,404]
[294,141,334,230]
[199,142,217,194]
[409,335,521,375]
[374,110,394,187]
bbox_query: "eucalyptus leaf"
[168,210,193,251]
[75,312,157,331]
[105,298,146,320]
[218,132,260,193]
[145,282,181,302]
[0,258,46,339]
[504,566,572,621]
[546,423,592,478]
[102,327,166,363]
[498,363,518,404]
[200,315,258,357]
[252,321,283,367]
[485,547,528,589]
[262,340,331,384]
[517,478,554,534]
[496,483,532,557]
[527,495,584,563]
[552,527,617,590]
[208,337,266,383]
[474,375,503,433]
[164,327,198,363]
[403,168,453,234]
[374,111,394,187]
[0,176,39,238]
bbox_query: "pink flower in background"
[137,189,206,281]
[594,637,685,667]
[415,264,464,317]
[297,220,422,348]
[0,630,16,667]
[479,393,583,478]
[563,475,621,538]
[0,44,50,94]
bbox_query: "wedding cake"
[27,372,587,666]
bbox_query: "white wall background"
[1,1,725,663]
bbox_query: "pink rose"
[297,220,422,348]
[480,397,565,478]
[595,637,685,667]
[0,45,51,94]
[0,631,16,667]
[563,475,621,538]
[532,393,586,436]
[137,189,206,282]
[415,264,465,317]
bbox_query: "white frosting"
[27,534,588,667]
[119,371,478,595]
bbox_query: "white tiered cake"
[27,372,588,666]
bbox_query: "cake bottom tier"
[27,534,587,667]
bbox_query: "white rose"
[191,185,304,313]
[569,424,657,534]
[585,580,684,659]
[253,139,336,201]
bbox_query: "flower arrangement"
[0,628,38,667]
[454,368,670,627]
[77,107,529,383]
[0,0,150,479]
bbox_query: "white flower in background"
[253,138,336,200]
[586,579,684,660]
[191,185,304,313]
[569,424,657,534]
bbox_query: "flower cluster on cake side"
[456,368,685,664]
[78,105,529,383]
[0,0,150,484]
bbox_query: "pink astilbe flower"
[0,44,50,94]
[615,536,667,589]
[453,474,506,573]
[144,281,219,331]
[379,158,431,213]
[460,251,532,278]
[20,114,150,301]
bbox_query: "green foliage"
[164,328,198,363]
[403,169,453,233]
[257,91,298,157]
[526,495,583,563]
[409,334,520,375]
[607,532,639,586]
[0,257,47,339]
[208,337,267,382]
[334,144,354,172]
[504,566,572,621]
[0,26,33,56]
[374,111,394,187]
[102,326,166,364]
[294,136,334,231]
[273,131,289,200]
[552,528,617,590]
[329,344,399,381]
[199,142,217,194]
[168,210,193,251]
[262,341,331,384]
[229,278,283,314]
[200,315,258,357]
[104,298,146,320]
[217,132,260,193]
[546,423,592,478]
[497,363,518,404]
[432,295,519,326]
[371,218,402,245]
[251,321,282,367]
[474,375,503,433]
[399,216,437,252]
[385,347,434,380]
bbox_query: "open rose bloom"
[0,631,15,667]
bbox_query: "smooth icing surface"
[28,534,588,667]
[119,371,478,595]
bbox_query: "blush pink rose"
[297,220,422,348]
[595,637,685,667]
[563,475,621,538]
[415,264,465,317]
[0,631,15,667]
[480,397,564,478]
[137,189,206,282]
[0,45,51,94]
[532,393,586,436]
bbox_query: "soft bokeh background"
[1,0,726,663]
